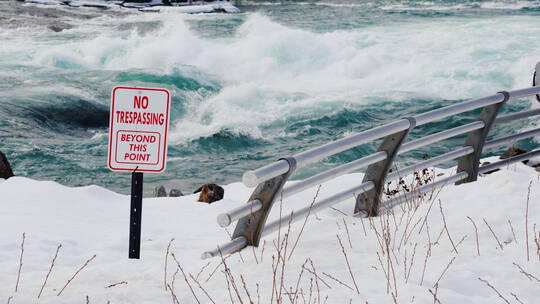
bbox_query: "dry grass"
[4,172,538,304]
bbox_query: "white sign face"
[108,87,170,173]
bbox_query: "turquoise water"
[1,0,539,194]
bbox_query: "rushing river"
[1,0,539,194]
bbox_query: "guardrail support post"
[534,62,540,102]
[456,91,509,184]
[355,118,415,216]
[231,157,297,249]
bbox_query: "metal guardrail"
[202,86,540,259]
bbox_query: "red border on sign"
[108,86,171,173]
[114,130,161,165]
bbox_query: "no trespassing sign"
[108,86,171,173]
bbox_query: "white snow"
[1,157,539,303]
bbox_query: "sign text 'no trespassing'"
[108,87,170,173]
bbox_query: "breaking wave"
[2,1,540,192]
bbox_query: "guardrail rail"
[202,86,540,259]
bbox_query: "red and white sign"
[108,87,170,172]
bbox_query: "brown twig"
[510,292,525,304]
[512,262,540,283]
[301,265,331,289]
[438,200,457,254]
[418,198,436,235]
[239,275,253,304]
[278,215,293,302]
[171,268,179,293]
[336,235,360,294]
[189,273,216,304]
[483,218,503,250]
[57,254,96,296]
[536,230,540,262]
[204,255,231,283]
[466,216,480,256]
[343,218,353,249]
[478,277,510,304]
[224,228,244,263]
[433,256,456,287]
[256,283,260,304]
[15,232,25,293]
[105,281,128,288]
[166,283,180,304]
[260,240,266,264]
[451,235,467,254]
[428,284,442,304]
[38,244,62,298]
[165,238,175,290]
[525,181,532,261]
[222,270,234,304]
[308,259,321,304]
[507,220,518,244]
[288,185,321,260]
[360,217,367,237]
[321,272,354,291]
[217,250,244,304]
[170,253,201,304]
[292,260,309,303]
[376,251,390,294]
[251,245,259,265]
[406,242,418,283]
[195,261,210,281]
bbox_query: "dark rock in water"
[169,189,183,197]
[154,185,167,197]
[194,184,224,203]
[47,21,73,33]
[213,7,226,13]
[48,25,64,32]
[0,151,14,179]
[500,146,528,164]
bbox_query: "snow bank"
[0,158,539,303]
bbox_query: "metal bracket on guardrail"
[354,117,416,216]
[456,91,509,184]
[534,62,540,102]
[231,157,297,248]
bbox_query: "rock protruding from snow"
[0,151,14,179]
[154,185,167,197]
[169,188,183,197]
[194,183,224,203]
[500,146,528,160]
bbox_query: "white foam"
[140,1,240,13]
[20,12,540,142]
[480,1,540,10]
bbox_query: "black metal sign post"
[128,171,144,259]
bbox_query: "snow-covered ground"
[1,156,539,303]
